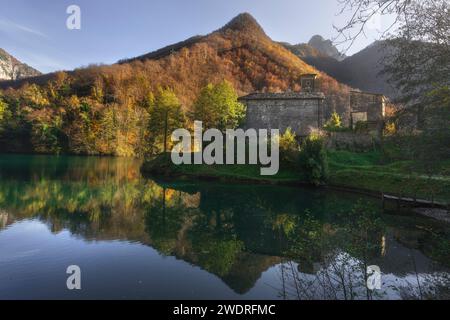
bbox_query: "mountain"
[308,35,346,61]
[282,39,395,97]
[0,49,41,81]
[0,12,356,155]
[338,41,395,97]
[1,13,351,118]
[278,42,327,59]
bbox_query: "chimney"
[300,74,317,93]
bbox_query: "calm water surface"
[0,155,449,299]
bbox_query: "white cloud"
[0,18,48,38]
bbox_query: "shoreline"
[141,155,450,215]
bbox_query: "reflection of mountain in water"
[0,155,448,295]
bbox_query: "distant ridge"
[308,35,346,61]
[282,38,395,97]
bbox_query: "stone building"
[240,74,386,136]
[350,91,386,130]
[239,91,325,136]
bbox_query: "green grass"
[328,150,450,203]
[328,150,382,168]
[142,151,450,203]
[141,153,304,184]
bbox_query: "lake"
[0,155,448,300]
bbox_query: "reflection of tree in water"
[0,209,8,229]
[271,201,382,300]
[399,273,450,300]
[144,187,198,255]
[0,156,449,298]
[145,185,245,278]
[277,256,450,300]
[275,202,450,300]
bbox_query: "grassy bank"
[328,151,450,203]
[142,151,450,203]
[141,153,304,184]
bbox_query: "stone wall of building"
[241,90,386,136]
[350,91,385,128]
[325,131,378,151]
[241,93,325,136]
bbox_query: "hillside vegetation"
[0,13,350,156]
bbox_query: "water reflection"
[0,155,448,299]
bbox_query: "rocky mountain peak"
[219,13,266,36]
[308,35,346,61]
[0,48,41,81]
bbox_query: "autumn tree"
[97,105,117,155]
[147,87,185,155]
[0,97,7,122]
[192,80,246,131]
[0,97,9,133]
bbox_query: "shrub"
[299,132,329,186]
[279,127,299,165]
[383,121,396,136]
[324,111,342,131]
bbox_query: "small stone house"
[239,74,386,136]
[239,91,326,136]
[350,90,386,130]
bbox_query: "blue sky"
[0,0,390,73]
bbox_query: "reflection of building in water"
[0,210,8,229]
[291,227,449,299]
[297,229,448,277]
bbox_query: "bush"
[299,132,329,186]
[324,111,342,131]
[383,121,396,136]
[279,128,299,165]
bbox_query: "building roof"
[350,90,385,97]
[300,73,318,78]
[239,91,325,101]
